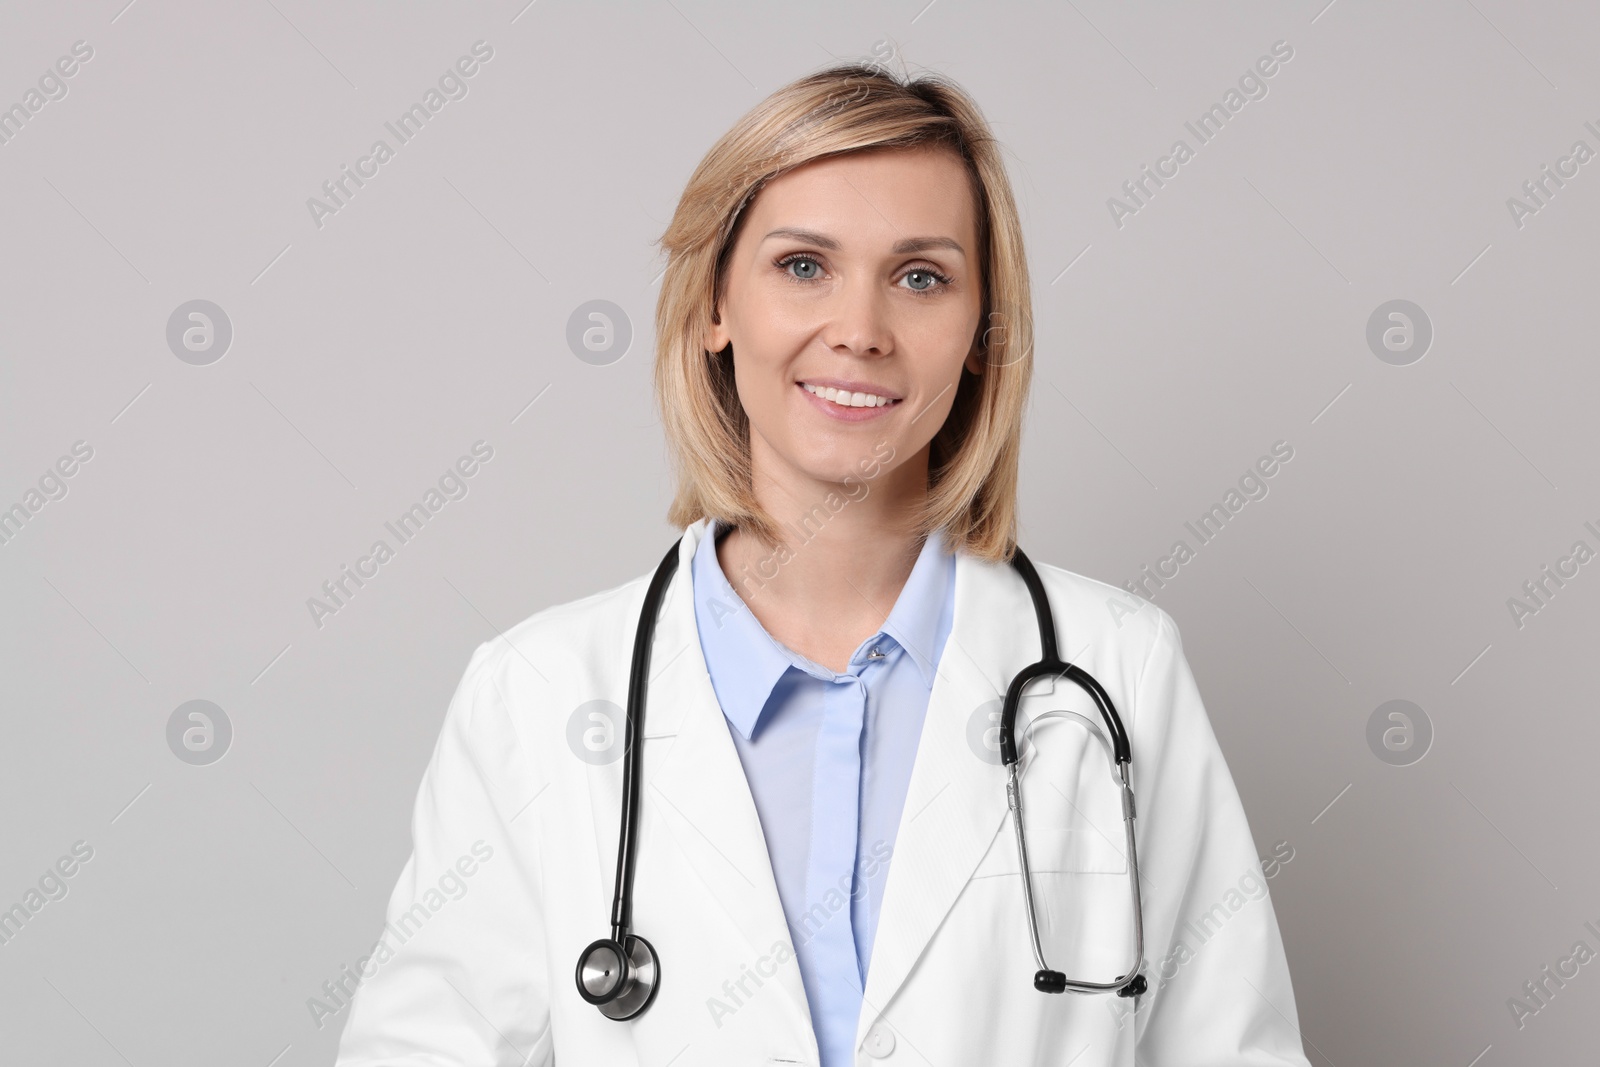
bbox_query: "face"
[705,146,985,495]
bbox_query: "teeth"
[802,383,894,408]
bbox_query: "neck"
[715,440,934,667]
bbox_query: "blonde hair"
[652,62,1033,562]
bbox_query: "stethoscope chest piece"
[576,934,660,1020]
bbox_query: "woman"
[335,64,1313,1066]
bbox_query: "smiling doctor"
[334,64,1314,1067]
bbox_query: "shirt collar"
[691,522,796,742]
[881,524,956,688]
[691,519,956,741]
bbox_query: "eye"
[899,266,952,296]
[776,253,824,281]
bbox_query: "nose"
[820,275,891,359]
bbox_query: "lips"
[796,379,901,422]
[801,382,896,408]
[798,377,902,405]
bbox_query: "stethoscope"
[576,537,1148,1021]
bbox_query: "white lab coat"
[333,518,1313,1066]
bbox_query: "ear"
[704,306,731,356]
[964,336,985,376]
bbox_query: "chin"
[788,443,900,493]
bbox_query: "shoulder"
[1022,554,1179,669]
[458,566,657,701]
[1013,556,1205,752]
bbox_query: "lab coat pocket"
[961,693,1142,988]
[971,702,1131,877]
[963,814,1137,990]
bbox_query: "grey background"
[1,1,1595,1063]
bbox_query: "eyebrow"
[761,227,965,257]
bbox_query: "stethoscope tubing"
[583,537,1147,1018]
[998,548,1145,996]
[611,538,683,942]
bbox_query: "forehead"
[741,147,978,249]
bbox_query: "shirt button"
[862,1023,896,1058]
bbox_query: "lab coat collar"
[690,518,956,742]
[646,518,1028,1050]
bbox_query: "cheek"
[907,325,978,394]
[726,283,796,360]
[908,302,980,364]
[728,309,809,410]
[729,344,795,444]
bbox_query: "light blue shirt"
[691,520,955,1067]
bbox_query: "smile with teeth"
[801,383,898,408]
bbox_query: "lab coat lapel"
[644,522,815,1029]
[860,550,1024,1023]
